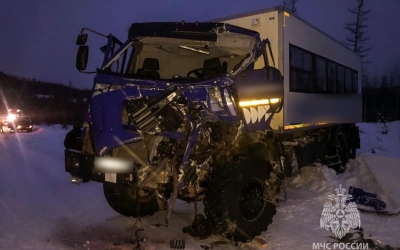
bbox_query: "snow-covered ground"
[0,122,399,250]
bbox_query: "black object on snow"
[348,186,387,211]
[182,213,212,238]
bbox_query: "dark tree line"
[0,71,91,125]
[362,65,400,122]
[343,0,400,122]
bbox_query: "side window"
[345,68,352,93]
[291,46,303,68]
[303,52,312,72]
[289,46,302,92]
[303,52,313,92]
[289,45,314,93]
[289,44,358,95]
[327,61,336,93]
[336,65,345,93]
[351,71,358,93]
[105,44,134,74]
[316,56,326,92]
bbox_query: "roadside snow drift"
[0,121,399,249]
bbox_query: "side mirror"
[76,34,88,45]
[76,46,89,71]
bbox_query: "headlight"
[7,114,16,122]
[207,87,224,112]
[207,87,237,115]
[17,125,22,129]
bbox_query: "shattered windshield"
[123,32,256,80]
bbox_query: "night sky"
[1,0,399,89]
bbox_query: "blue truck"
[65,7,361,242]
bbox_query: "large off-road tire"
[347,127,358,160]
[203,157,276,242]
[103,177,160,217]
[326,126,349,173]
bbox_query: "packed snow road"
[0,123,400,249]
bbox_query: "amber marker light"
[239,98,280,107]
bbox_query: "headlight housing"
[207,87,236,115]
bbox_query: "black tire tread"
[203,157,276,242]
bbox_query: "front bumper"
[65,149,104,183]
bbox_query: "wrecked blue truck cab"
[78,22,282,156]
[65,22,284,241]
[65,21,323,242]
[65,6,364,241]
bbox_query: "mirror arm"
[81,28,107,38]
[263,39,276,68]
[110,35,123,46]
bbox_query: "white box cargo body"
[212,6,362,131]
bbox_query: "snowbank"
[0,122,399,249]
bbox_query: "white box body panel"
[213,6,362,130]
[282,11,362,125]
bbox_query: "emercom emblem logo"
[320,185,361,239]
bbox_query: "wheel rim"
[239,178,266,222]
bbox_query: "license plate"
[105,173,117,183]
[95,157,134,173]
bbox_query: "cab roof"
[128,22,261,42]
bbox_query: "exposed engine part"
[177,156,211,201]
[157,106,183,131]
[125,86,183,133]
[183,157,211,185]
[136,156,175,190]
[150,137,176,164]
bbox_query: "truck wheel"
[203,157,276,242]
[347,128,358,159]
[103,181,160,217]
[326,126,349,173]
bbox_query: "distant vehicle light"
[7,114,16,122]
